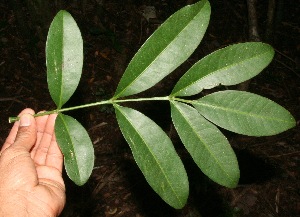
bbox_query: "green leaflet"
[171,101,239,188]
[36,0,297,209]
[46,10,83,108]
[55,113,94,186]
[113,0,210,98]
[193,90,296,136]
[171,42,274,96]
[114,105,189,209]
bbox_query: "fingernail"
[20,114,32,127]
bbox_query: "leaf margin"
[55,113,94,186]
[46,10,83,108]
[114,104,189,209]
[171,100,239,188]
[192,90,296,136]
[171,42,275,96]
[113,0,211,98]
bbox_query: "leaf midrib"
[58,13,66,109]
[172,102,236,185]
[194,98,292,123]
[59,115,81,180]
[115,1,208,98]
[174,45,271,95]
[116,106,184,205]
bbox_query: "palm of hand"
[0,109,65,217]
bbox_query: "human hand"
[0,108,65,217]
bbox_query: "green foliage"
[114,0,210,98]
[46,10,91,186]
[55,114,94,186]
[16,0,295,209]
[192,90,295,136]
[46,10,83,109]
[170,101,239,188]
[115,105,189,208]
[171,42,275,96]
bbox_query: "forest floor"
[0,0,299,216]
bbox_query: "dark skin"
[0,108,66,216]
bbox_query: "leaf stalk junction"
[8,96,194,123]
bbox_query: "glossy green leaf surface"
[171,101,239,188]
[114,105,188,209]
[171,42,274,96]
[193,90,296,136]
[114,0,210,98]
[46,10,83,108]
[55,113,94,186]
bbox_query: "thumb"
[12,113,37,151]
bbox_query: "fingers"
[31,113,51,159]
[2,108,63,172]
[46,134,63,173]
[33,114,59,166]
[2,109,36,152]
[36,112,51,148]
[33,112,64,176]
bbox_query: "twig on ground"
[274,59,300,78]
[269,151,300,158]
[0,96,26,106]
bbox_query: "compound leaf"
[114,105,189,209]
[55,113,94,186]
[114,0,210,98]
[171,101,239,188]
[193,90,296,136]
[171,42,274,96]
[46,10,83,108]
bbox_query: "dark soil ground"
[0,0,299,216]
